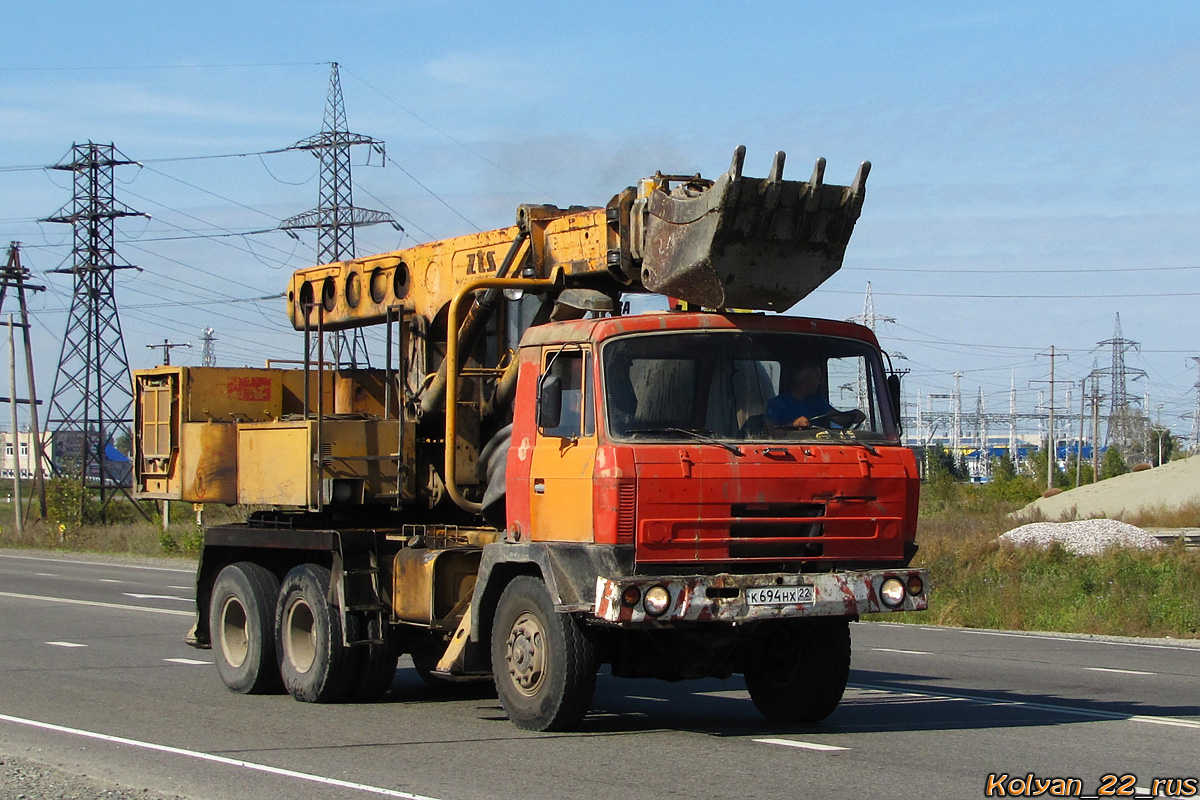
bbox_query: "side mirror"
[537,374,563,429]
[887,374,902,434]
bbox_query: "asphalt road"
[1,549,1198,800]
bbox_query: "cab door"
[528,346,596,542]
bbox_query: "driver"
[766,362,866,430]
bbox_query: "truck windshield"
[601,330,897,443]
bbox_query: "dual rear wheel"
[209,562,397,703]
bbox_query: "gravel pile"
[998,519,1167,556]
[1,755,186,800]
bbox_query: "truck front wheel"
[210,562,282,694]
[276,563,358,703]
[743,618,851,724]
[490,576,598,731]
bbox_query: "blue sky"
[2,2,1198,446]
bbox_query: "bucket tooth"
[851,161,871,196]
[768,151,786,183]
[809,157,826,188]
[729,145,746,181]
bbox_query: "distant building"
[0,430,49,481]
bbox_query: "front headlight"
[643,585,672,616]
[880,577,906,608]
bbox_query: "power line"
[382,152,481,231]
[0,62,326,72]
[340,65,562,204]
[826,289,1200,299]
[844,264,1200,274]
[0,147,295,173]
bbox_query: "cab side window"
[541,350,594,439]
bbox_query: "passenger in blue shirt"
[766,363,866,431]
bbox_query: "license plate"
[746,585,814,606]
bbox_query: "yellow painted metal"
[529,436,596,542]
[391,547,481,627]
[236,423,309,506]
[392,548,437,624]
[284,205,610,332]
[434,604,473,673]
[528,347,597,543]
[442,274,560,513]
[178,423,237,503]
[235,419,404,507]
[134,367,292,501]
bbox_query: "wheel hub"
[284,598,317,674]
[218,596,249,669]
[506,611,546,696]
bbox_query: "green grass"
[878,483,1200,638]
[0,498,244,558]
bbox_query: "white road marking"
[164,658,210,666]
[167,585,190,590]
[1085,666,1156,676]
[0,553,193,573]
[0,590,192,617]
[123,593,193,603]
[34,572,57,577]
[852,683,1200,729]
[45,641,86,648]
[98,579,122,584]
[954,628,1200,653]
[626,695,669,702]
[0,712,444,800]
[870,647,931,655]
[754,738,848,752]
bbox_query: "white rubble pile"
[998,519,1167,556]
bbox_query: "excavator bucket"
[638,145,870,311]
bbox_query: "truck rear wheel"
[743,618,851,724]
[210,562,282,694]
[346,619,400,702]
[490,576,597,731]
[276,563,358,703]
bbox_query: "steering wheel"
[783,411,865,430]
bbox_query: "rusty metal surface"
[593,568,927,625]
[639,146,869,311]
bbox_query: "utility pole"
[200,327,217,367]
[951,371,962,457]
[42,143,149,521]
[281,63,400,369]
[146,339,191,366]
[1009,373,1017,465]
[0,243,47,521]
[1153,402,1165,466]
[976,388,989,479]
[1077,376,1086,487]
[1086,366,1103,482]
[7,314,22,534]
[1033,346,1067,490]
[1189,355,1200,454]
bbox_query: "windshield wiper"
[625,427,744,456]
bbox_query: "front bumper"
[594,568,929,625]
